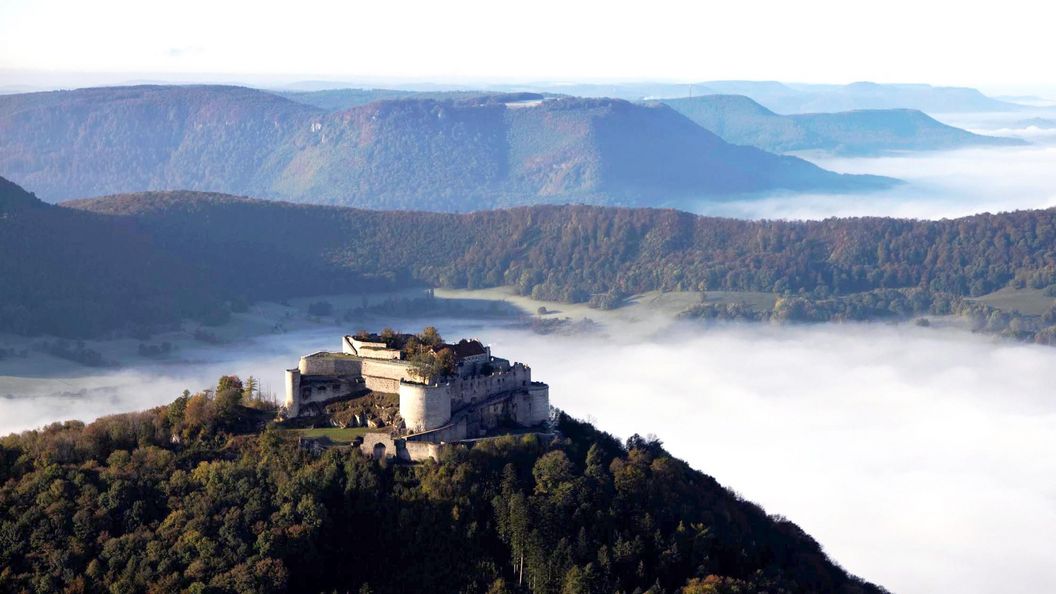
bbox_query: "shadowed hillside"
[0,179,396,337]
[5,176,1056,338]
[0,85,892,209]
[664,95,1026,155]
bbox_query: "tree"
[418,326,443,347]
[532,450,575,495]
[410,348,456,382]
[242,376,258,402]
[215,388,242,422]
[217,375,243,394]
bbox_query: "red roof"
[433,339,487,360]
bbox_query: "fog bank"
[2,320,1055,593]
[486,323,1056,594]
[698,112,1056,220]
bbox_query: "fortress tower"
[284,331,550,443]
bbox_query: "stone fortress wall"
[285,352,366,417]
[361,358,417,393]
[285,332,551,449]
[398,382,451,432]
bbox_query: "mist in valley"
[2,316,1055,594]
[2,98,1054,594]
[696,111,1056,220]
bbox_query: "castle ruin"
[285,331,550,461]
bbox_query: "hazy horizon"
[695,111,1056,220]
[2,0,1055,91]
[2,69,1056,102]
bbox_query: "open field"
[433,286,778,337]
[970,286,1055,316]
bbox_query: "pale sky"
[0,0,1052,92]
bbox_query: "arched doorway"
[372,442,387,460]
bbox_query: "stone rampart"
[299,352,362,376]
[399,382,452,432]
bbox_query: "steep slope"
[0,176,45,213]
[0,406,886,593]
[0,85,321,202]
[665,95,1026,154]
[0,85,893,209]
[0,177,200,336]
[0,178,391,337]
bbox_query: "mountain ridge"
[4,176,1053,338]
[0,84,893,209]
[663,95,1026,155]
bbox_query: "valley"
[4,2,1056,593]
[2,293,1054,594]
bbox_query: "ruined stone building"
[285,332,550,460]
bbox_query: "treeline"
[682,288,1056,344]
[0,381,884,594]
[75,191,1056,303]
[5,177,1056,338]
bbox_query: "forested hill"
[0,180,396,337]
[4,177,1056,337]
[0,85,890,209]
[664,95,1025,155]
[0,391,886,593]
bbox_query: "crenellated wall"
[446,363,532,408]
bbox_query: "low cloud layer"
[2,320,1055,593]
[486,323,1056,594]
[698,111,1056,220]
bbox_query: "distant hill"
[275,88,549,111]
[1015,117,1056,129]
[2,175,1050,337]
[0,85,321,202]
[0,85,892,209]
[664,95,1026,155]
[693,81,1026,114]
[465,80,1027,113]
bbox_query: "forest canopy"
[0,378,885,594]
[3,176,1055,339]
